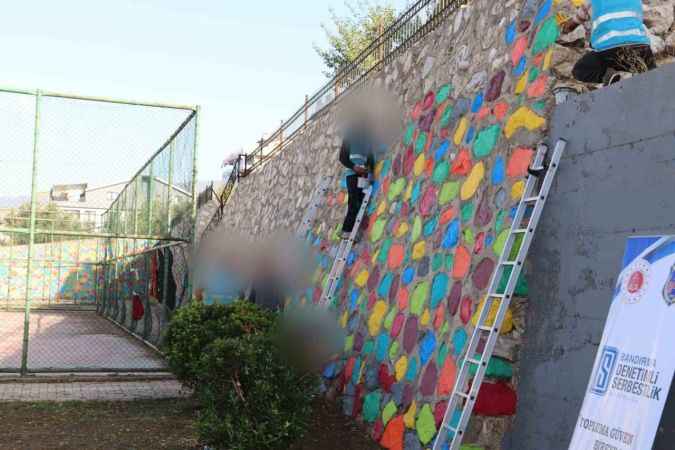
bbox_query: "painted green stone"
[497,266,529,296]
[473,124,501,159]
[533,17,560,54]
[415,132,427,155]
[363,391,383,423]
[371,217,388,243]
[463,228,475,246]
[445,254,454,271]
[439,104,454,128]
[411,216,422,242]
[410,281,430,316]
[416,404,437,445]
[388,177,406,202]
[384,307,398,330]
[432,161,450,185]
[495,210,506,232]
[440,321,449,337]
[389,340,400,361]
[439,181,460,205]
[404,122,415,146]
[461,202,474,222]
[363,340,375,355]
[437,342,449,366]
[494,229,509,257]
[468,356,514,379]
[432,253,444,272]
[529,66,541,82]
[345,335,354,352]
[382,400,397,426]
[378,238,393,264]
[532,100,547,111]
[436,84,452,104]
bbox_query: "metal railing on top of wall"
[207,0,467,233]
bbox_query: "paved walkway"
[0,379,189,402]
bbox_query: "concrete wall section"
[505,63,675,450]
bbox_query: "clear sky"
[0,0,408,187]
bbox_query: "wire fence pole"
[20,90,41,375]
[187,107,200,304]
[161,141,175,307]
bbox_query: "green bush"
[163,300,276,388]
[164,300,318,449]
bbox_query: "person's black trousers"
[572,45,656,84]
[342,174,365,234]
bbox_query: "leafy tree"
[2,202,91,245]
[315,1,398,77]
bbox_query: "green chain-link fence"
[0,87,198,373]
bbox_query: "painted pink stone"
[400,202,410,217]
[474,191,493,227]
[422,91,435,110]
[402,383,414,409]
[460,297,473,324]
[403,146,415,176]
[420,362,438,396]
[485,70,505,102]
[389,274,400,303]
[474,232,485,254]
[354,332,365,352]
[511,35,528,66]
[434,400,449,428]
[518,20,531,32]
[448,282,462,316]
[391,313,405,338]
[368,266,381,291]
[419,108,436,133]
[412,101,424,120]
[420,186,438,217]
[368,292,377,310]
[472,258,496,290]
[403,316,419,353]
[373,419,384,441]
[392,154,402,176]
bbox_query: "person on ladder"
[338,120,375,242]
[561,0,656,86]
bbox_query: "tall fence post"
[20,90,41,376]
[187,107,200,304]
[161,140,175,307]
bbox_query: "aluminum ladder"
[297,175,332,241]
[433,139,566,450]
[319,184,373,308]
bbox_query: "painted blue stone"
[345,381,356,396]
[471,93,484,113]
[367,201,377,215]
[378,273,394,298]
[486,234,495,247]
[342,395,354,416]
[348,314,360,333]
[434,140,450,161]
[492,156,505,185]
[323,361,337,379]
[350,289,360,312]
[464,126,475,145]
[423,215,438,237]
[442,219,460,249]
[411,181,422,204]
[452,328,468,357]
[506,20,517,45]
[395,201,402,214]
[430,273,449,309]
[380,158,392,178]
[340,177,347,189]
[376,333,390,362]
[510,205,518,219]
[402,267,415,286]
[365,365,379,390]
[313,236,321,247]
[420,331,436,365]
[405,357,418,381]
[453,97,470,120]
[391,383,404,406]
[346,250,356,267]
[351,358,362,385]
[514,56,527,76]
[535,0,552,24]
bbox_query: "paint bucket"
[553,86,577,105]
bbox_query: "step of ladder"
[432,139,566,450]
[296,175,332,241]
[319,183,373,308]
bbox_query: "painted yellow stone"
[471,296,514,334]
[504,106,546,139]
[405,180,413,200]
[377,200,387,216]
[414,153,426,177]
[511,180,525,200]
[396,222,409,238]
[404,400,417,429]
[340,310,349,328]
[454,116,469,146]
[412,240,426,260]
[375,160,384,179]
[460,161,485,201]
[368,300,388,336]
[515,71,529,94]
[355,269,369,287]
[395,355,408,381]
[543,48,553,71]
[372,250,380,264]
[420,308,431,326]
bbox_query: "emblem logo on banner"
[590,346,618,396]
[620,259,650,304]
[664,264,675,306]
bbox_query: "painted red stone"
[528,74,548,98]
[403,316,419,353]
[507,147,535,178]
[511,36,528,66]
[472,258,496,290]
[451,149,472,175]
[493,102,510,121]
[477,106,491,120]
[474,232,485,254]
[440,128,450,139]
[380,415,405,450]
[420,186,438,217]
[485,70,506,102]
[425,157,434,177]
[391,313,405,338]
[368,292,377,310]
[460,296,473,324]
[373,419,385,442]
[518,20,531,32]
[437,356,457,396]
[345,357,356,381]
[353,384,365,417]
[419,108,436,132]
[388,244,405,270]
[412,101,424,120]
[398,286,409,310]
[474,381,518,416]
[448,282,462,316]
[403,146,415,176]
[400,202,409,217]
[379,363,396,393]
[422,91,435,110]
[452,246,471,280]
[433,304,445,330]
[533,53,545,67]
[420,362,438,396]
[434,400,449,428]
[440,207,456,225]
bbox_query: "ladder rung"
[478,325,493,332]
[467,358,482,365]
[486,293,505,298]
[444,424,457,432]
[513,228,530,233]
[501,261,516,266]
[455,391,469,399]
[524,196,540,202]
